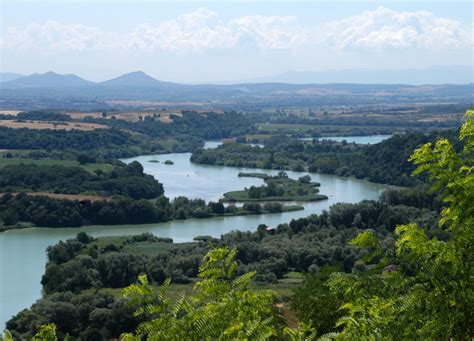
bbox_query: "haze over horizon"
[1,66,473,85]
[1,1,473,83]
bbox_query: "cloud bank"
[323,6,472,50]
[1,7,471,54]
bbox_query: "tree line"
[0,161,163,199]
[191,130,458,186]
[0,192,296,228]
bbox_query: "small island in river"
[222,171,328,202]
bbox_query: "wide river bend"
[0,140,389,329]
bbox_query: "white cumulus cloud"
[127,8,306,52]
[1,7,471,55]
[1,8,306,54]
[322,6,472,50]
[1,20,119,52]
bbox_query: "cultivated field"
[66,110,182,123]
[0,110,22,116]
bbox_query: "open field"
[0,110,21,116]
[0,120,108,131]
[88,271,302,327]
[66,110,183,123]
[91,273,303,302]
[110,111,182,123]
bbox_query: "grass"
[89,279,302,328]
[88,236,195,256]
[90,275,303,302]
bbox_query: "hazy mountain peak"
[0,72,24,83]
[100,71,169,87]
[1,71,93,88]
[243,65,474,85]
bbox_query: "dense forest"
[84,111,259,140]
[0,161,162,199]
[0,126,160,158]
[0,191,300,228]
[191,130,458,186]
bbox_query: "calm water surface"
[299,135,392,144]
[0,140,388,329]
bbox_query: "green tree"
[0,331,14,341]
[31,324,58,341]
[121,247,279,340]
[329,110,474,339]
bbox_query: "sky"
[0,0,472,82]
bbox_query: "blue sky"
[1,1,472,82]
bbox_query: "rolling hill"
[98,71,180,88]
[0,72,24,83]
[1,71,94,88]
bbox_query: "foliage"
[7,184,440,338]
[0,331,13,341]
[292,268,343,337]
[0,191,296,228]
[283,322,317,341]
[223,173,327,202]
[191,131,458,186]
[35,190,437,294]
[6,291,139,340]
[0,126,156,158]
[328,111,474,339]
[0,161,163,199]
[31,324,57,341]
[14,111,72,122]
[121,247,278,340]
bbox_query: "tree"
[0,331,13,341]
[1,208,19,226]
[292,267,343,336]
[298,175,311,184]
[329,110,474,339]
[31,324,57,341]
[120,247,279,340]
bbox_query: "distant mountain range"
[0,69,472,110]
[1,71,95,88]
[0,72,24,83]
[242,66,474,85]
[1,66,473,89]
[0,71,176,88]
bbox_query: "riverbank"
[0,202,303,233]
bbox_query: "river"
[299,135,392,144]
[0,140,388,330]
